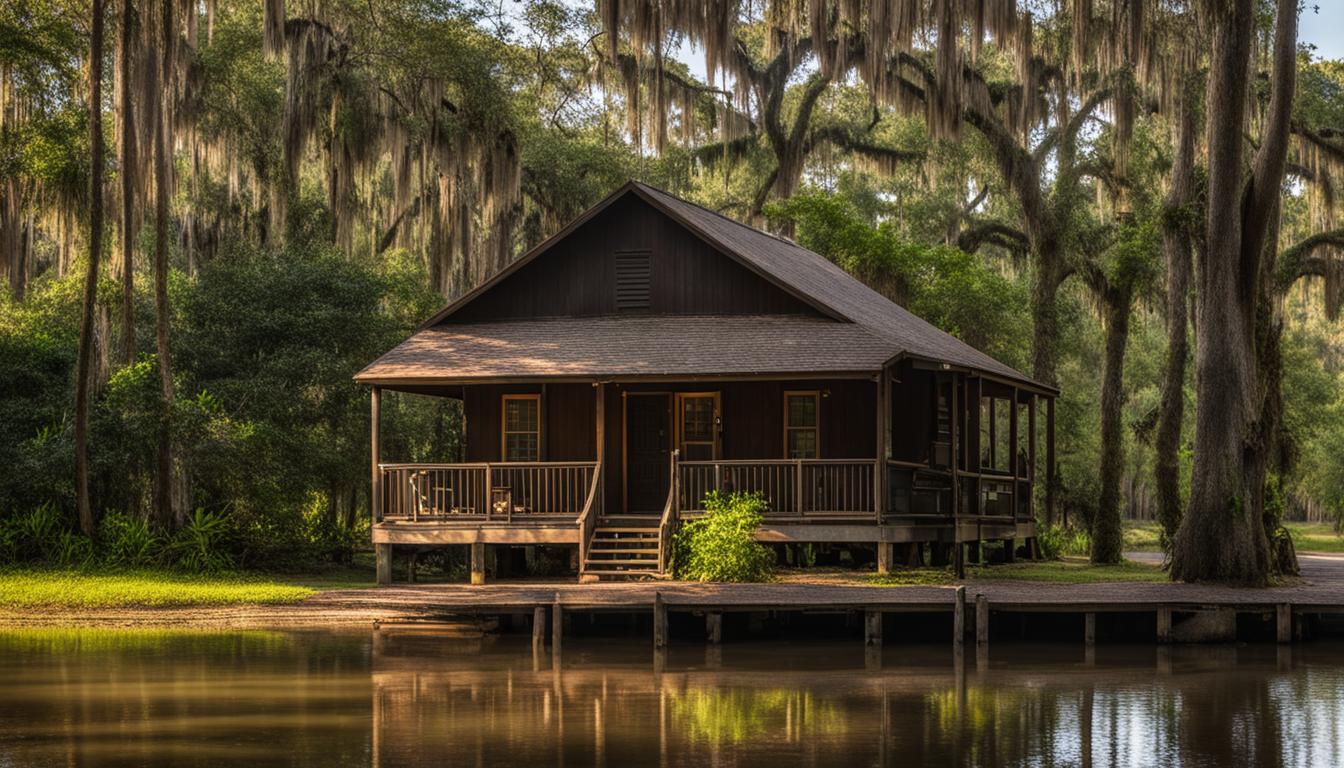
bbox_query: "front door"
[625,394,671,513]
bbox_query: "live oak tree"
[1169,0,1298,585]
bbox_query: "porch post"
[1046,396,1057,527]
[371,385,382,522]
[875,367,889,522]
[949,374,962,579]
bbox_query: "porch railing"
[677,459,877,519]
[379,462,598,522]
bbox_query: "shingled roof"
[357,181,1052,392]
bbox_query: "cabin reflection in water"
[368,630,1344,768]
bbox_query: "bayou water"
[0,628,1341,766]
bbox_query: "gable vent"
[614,250,652,311]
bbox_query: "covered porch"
[365,361,1056,583]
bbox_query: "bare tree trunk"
[76,0,107,538]
[1092,286,1131,564]
[119,0,136,364]
[1170,0,1297,585]
[151,0,176,529]
[1154,89,1196,551]
[1030,242,1064,388]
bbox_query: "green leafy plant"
[673,491,775,583]
[1036,524,1091,560]
[99,513,160,568]
[52,531,94,568]
[164,509,234,574]
[10,503,65,562]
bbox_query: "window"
[785,391,820,459]
[614,250,652,311]
[677,393,719,461]
[501,395,541,462]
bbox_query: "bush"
[163,509,234,574]
[99,512,160,568]
[673,492,775,582]
[1036,524,1091,560]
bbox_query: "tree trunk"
[75,0,107,538]
[1092,286,1131,564]
[1030,241,1064,388]
[119,0,136,364]
[1170,0,1296,585]
[151,0,176,529]
[1154,89,1196,550]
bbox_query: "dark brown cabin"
[355,182,1058,583]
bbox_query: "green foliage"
[0,570,315,609]
[1035,525,1091,560]
[673,492,775,583]
[99,513,160,569]
[163,509,234,574]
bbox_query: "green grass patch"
[1285,522,1344,554]
[1122,521,1163,552]
[0,569,320,609]
[867,556,1167,586]
[968,556,1166,583]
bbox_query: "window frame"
[783,390,821,460]
[500,394,542,462]
[674,392,720,461]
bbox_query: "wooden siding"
[447,196,821,322]
[464,383,596,463]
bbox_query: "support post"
[953,585,966,652]
[1045,397,1057,527]
[470,540,486,585]
[706,611,722,644]
[876,540,892,575]
[1276,604,1292,644]
[1085,612,1096,646]
[1157,606,1172,644]
[533,606,546,650]
[406,550,417,583]
[371,386,382,522]
[975,594,988,648]
[551,593,563,658]
[865,609,883,647]
[875,367,890,523]
[375,542,391,585]
[653,592,668,651]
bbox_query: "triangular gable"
[419,182,850,328]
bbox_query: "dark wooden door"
[626,394,671,513]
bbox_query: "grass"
[867,556,1167,586]
[0,569,322,609]
[1123,519,1344,554]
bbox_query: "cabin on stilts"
[355,182,1058,583]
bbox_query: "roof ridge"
[630,181,807,251]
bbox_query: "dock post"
[551,593,563,659]
[865,609,883,647]
[1084,612,1096,646]
[1276,604,1292,644]
[470,541,486,585]
[406,551,417,583]
[975,594,988,647]
[653,592,668,651]
[1156,606,1172,644]
[375,543,392,585]
[953,585,966,652]
[533,606,546,649]
[706,612,722,644]
[877,542,892,575]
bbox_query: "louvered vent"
[614,250,652,311]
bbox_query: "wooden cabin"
[355,182,1057,583]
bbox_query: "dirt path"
[4,553,1342,629]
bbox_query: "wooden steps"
[583,518,662,580]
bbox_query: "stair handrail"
[657,450,681,575]
[577,460,602,572]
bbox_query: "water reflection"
[0,628,1341,766]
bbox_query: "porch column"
[875,367,890,523]
[1046,396,1057,527]
[371,385,382,522]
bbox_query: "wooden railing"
[677,459,877,519]
[657,450,680,574]
[379,462,598,521]
[576,462,604,567]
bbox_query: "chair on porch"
[407,470,475,518]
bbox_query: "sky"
[1301,2,1344,60]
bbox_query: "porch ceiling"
[354,313,892,384]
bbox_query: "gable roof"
[359,181,1053,393]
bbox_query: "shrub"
[6,503,66,562]
[673,491,775,582]
[1036,524,1091,560]
[99,513,160,568]
[164,509,234,574]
